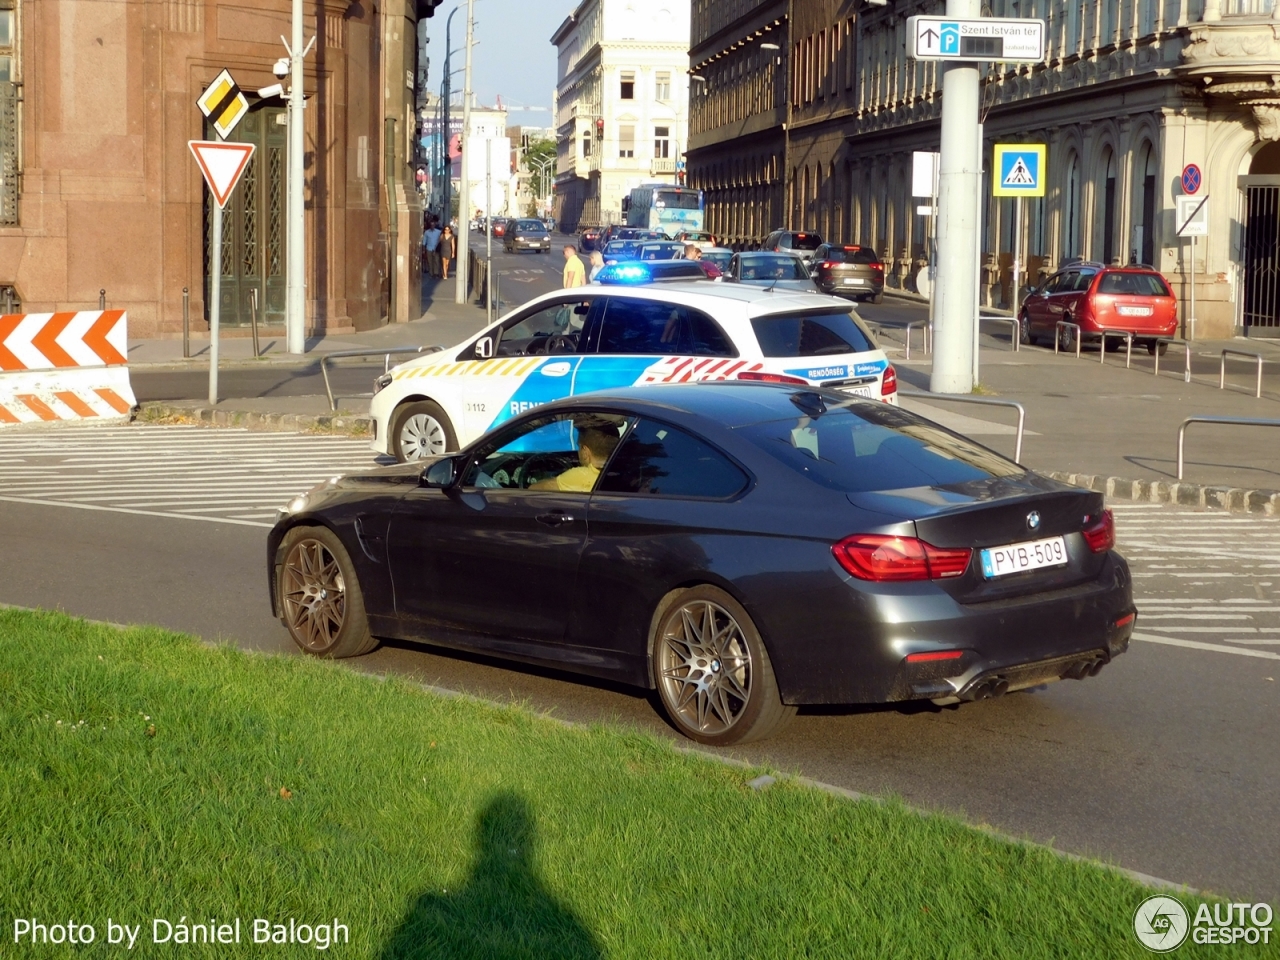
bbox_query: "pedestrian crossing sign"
[993,143,1046,197]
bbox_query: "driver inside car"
[530,427,620,493]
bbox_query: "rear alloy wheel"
[652,586,794,746]
[1058,318,1078,353]
[278,526,377,659]
[391,400,457,463]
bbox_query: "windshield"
[1098,272,1170,296]
[751,310,876,358]
[515,220,547,233]
[787,234,822,251]
[656,190,702,210]
[737,255,809,281]
[738,403,1023,493]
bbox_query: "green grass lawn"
[0,607,1265,959]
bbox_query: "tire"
[870,291,884,305]
[651,585,795,746]
[1018,311,1032,346]
[1058,318,1078,353]
[277,525,377,659]
[1148,340,1168,357]
[391,400,458,463]
[1105,337,1122,353]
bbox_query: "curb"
[1046,471,1280,516]
[136,401,373,438]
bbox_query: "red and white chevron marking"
[0,310,128,371]
[637,357,765,384]
[0,367,137,426]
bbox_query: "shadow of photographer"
[380,792,601,960]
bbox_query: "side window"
[1053,271,1079,293]
[495,300,593,356]
[594,297,736,357]
[460,413,629,492]
[1073,270,1098,291]
[598,418,749,499]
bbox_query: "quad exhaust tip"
[957,656,1108,702]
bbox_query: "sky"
[422,0,579,127]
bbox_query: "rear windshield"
[823,247,880,265]
[751,310,876,358]
[738,403,1023,493]
[786,234,823,251]
[1097,272,1170,296]
[738,255,809,281]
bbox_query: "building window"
[619,125,635,159]
[620,71,635,100]
[654,126,670,159]
[582,127,592,158]
[0,6,13,82]
[655,72,671,101]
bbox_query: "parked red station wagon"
[1019,262,1178,355]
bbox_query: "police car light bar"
[596,263,651,284]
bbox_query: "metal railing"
[903,321,932,359]
[1219,349,1265,399]
[980,313,1019,352]
[1054,320,1082,359]
[898,390,1027,463]
[1099,330,1134,368]
[1151,338,1193,383]
[321,346,444,411]
[1177,416,1280,480]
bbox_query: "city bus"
[622,183,705,238]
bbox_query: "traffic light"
[416,0,444,17]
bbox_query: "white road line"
[1132,633,1280,661]
[1137,614,1255,620]
[0,495,273,528]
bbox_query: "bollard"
[3,286,12,314]
[182,287,190,359]
[250,287,261,359]
[99,288,106,310]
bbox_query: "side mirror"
[474,336,495,359]
[422,456,459,489]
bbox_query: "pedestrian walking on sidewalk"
[440,226,456,281]
[562,244,586,289]
[588,250,604,282]
[423,220,443,278]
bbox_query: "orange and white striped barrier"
[0,310,136,425]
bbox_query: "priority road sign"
[992,144,1046,197]
[1176,195,1209,237]
[197,69,249,140]
[189,140,255,208]
[1181,164,1202,195]
[908,16,1045,63]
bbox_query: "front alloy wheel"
[278,526,376,659]
[653,586,793,745]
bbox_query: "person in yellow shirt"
[562,245,587,288]
[532,428,620,493]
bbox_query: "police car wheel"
[391,400,457,463]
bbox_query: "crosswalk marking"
[1112,503,1280,656]
[0,424,381,527]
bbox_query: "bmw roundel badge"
[1027,511,1041,531]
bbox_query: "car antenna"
[765,276,779,293]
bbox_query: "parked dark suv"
[810,244,885,303]
[504,219,552,254]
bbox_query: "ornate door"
[1243,182,1280,338]
[204,105,286,326]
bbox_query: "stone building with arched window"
[688,0,1280,339]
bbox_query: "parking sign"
[992,144,1046,197]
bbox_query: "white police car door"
[462,296,601,439]
[571,296,743,397]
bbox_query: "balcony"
[1180,7,1280,137]
[651,158,676,175]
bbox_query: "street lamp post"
[455,0,475,305]
[286,0,307,354]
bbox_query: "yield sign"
[188,140,255,208]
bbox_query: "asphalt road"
[1,425,1277,902]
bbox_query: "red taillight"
[1082,510,1115,553]
[818,260,835,270]
[870,263,884,274]
[832,535,972,582]
[1114,612,1135,628]
[906,650,965,663]
[880,364,897,397]
[737,371,809,385]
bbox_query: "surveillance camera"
[257,83,285,99]
[273,58,290,79]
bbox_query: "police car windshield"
[751,310,876,358]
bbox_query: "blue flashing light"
[596,263,651,285]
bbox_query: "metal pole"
[209,203,223,405]
[486,138,493,323]
[99,288,106,310]
[1012,195,1023,336]
[386,116,398,325]
[250,287,260,358]
[182,286,190,359]
[286,0,306,354]
[1189,234,1196,344]
[455,0,475,305]
[931,0,981,395]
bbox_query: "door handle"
[536,512,575,526]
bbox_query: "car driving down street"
[270,383,1135,746]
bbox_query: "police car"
[370,263,898,462]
